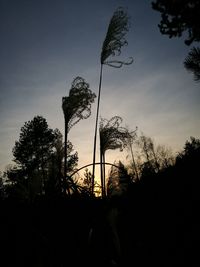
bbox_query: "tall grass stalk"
[91,7,133,195]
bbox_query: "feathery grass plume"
[92,7,133,194]
[184,47,200,82]
[99,116,134,197]
[62,77,96,195]
[101,7,133,67]
[62,77,96,131]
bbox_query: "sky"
[0,0,199,175]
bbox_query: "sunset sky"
[0,0,199,175]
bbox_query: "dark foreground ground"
[1,138,199,266]
[0,181,197,267]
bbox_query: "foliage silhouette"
[135,133,175,178]
[99,116,134,197]
[152,0,200,81]
[1,3,199,264]
[124,126,139,181]
[13,116,56,170]
[11,116,59,199]
[184,46,200,81]
[107,161,133,197]
[92,7,133,194]
[152,0,200,45]
[82,168,93,194]
[5,116,78,201]
[1,136,199,267]
[0,172,5,199]
[46,132,78,197]
[62,76,96,194]
[177,136,200,162]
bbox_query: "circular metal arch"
[69,162,121,178]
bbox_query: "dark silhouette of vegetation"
[68,162,129,197]
[82,168,93,194]
[130,133,175,179]
[99,116,135,197]
[152,0,200,81]
[125,127,139,181]
[0,5,199,267]
[0,172,6,199]
[62,77,96,194]
[1,134,199,266]
[92,7,133,194]
[152,0,200,45]
[107,161,133,198]
[138,134,160,173]
[184,46,200,81]
[4,116,78,201]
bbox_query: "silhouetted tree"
[152,0,200,45]
[92,7,133,194]
[125,127,139,181]
[136,134,160,177]
[152,0,200,81]
[156,144,175,169]
[0,171,5,200]
[46,130,78,196]
[177,136,200,161]
[12,116,56,189]
[125,134,175,180]
[62,76,96,194]
[82,168,92,192]
[5,166,33,201]
[45,128,64,195]
[184,46,200,81]
[80,168,101,196]
[137,134,154,172]
[176,136,200,197]
[107,161,132,197]
[6,116,78,200]
[154,136,200,205]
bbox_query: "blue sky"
[0,0,199,173]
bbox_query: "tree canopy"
[6,116,78,199]
[13,116,57,171]
[152,0,200,45]
[152,0,200,81]
[184,47,200,81]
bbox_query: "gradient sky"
[0,0,199,174]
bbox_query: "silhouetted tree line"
[1,128,198,266]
